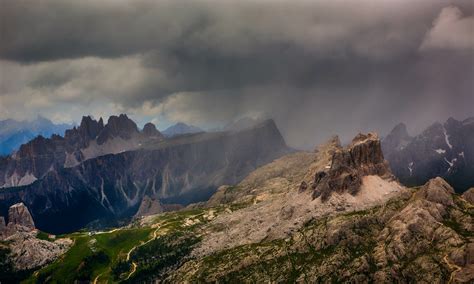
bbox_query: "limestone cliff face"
[0,203,35,239]
[7,203,35,231]
[311,133,392,201]
[0,203,72,272]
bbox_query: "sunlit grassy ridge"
[22,204,237,283]
[24,227,153,283]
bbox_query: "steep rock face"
[7,203,35,231]
[96,114,139,144]
[0,203,35,239]
[134,196,163,218]
[382,117,474,192]
[0,119,290,234]
[311,133,392,201]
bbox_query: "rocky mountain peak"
[78,116,104,140]
[415,177,455,206]
[310,132,392,201]
[381,122,413,154]
[142,122,163,138]
[389,123,410,140]
[96,114,139,145]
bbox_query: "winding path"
[443,254,461,284]
[124,227,160,280]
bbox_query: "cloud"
[0,1,473,148]
[0,0,448,62]
[420,6,474,51]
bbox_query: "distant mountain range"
[0,116,72,156]
[0,115,289,233]
[382,117,474,192]
[162,122,203,137]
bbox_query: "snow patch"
[434,148,446,154]
[408,162,414,176]
[458,152,465,158]
[442,126,453,149]
[444,157,457,172]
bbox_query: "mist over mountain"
[0,115,289,233]
[162,122,203,137]
[0,1,473,149]
[382,117,474,193]
[0,1,473,283]
[0,116,72,156]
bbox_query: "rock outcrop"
[0,203,71,273]
[1,203,35,238]
[134,196,164,218]
[311,132,392,201]
[462,188,474,204]
[7,231,72,271]
[7,203,35,231]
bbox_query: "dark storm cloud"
[0,0,473,148]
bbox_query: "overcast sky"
[0,0,473,148]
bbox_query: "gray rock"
[8,202,35,231]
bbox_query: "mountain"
[0,116,72,156]
[223,117,264,132]
[162,122,203,137]
[6,132,471,283]
[382,117,474,192]
[0,117,289,234]
[0,114,157,189]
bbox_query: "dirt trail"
[125,227,160,280]
[444,254,462,284]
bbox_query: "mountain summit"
[382,117,474,192]
[162,122,203,137]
